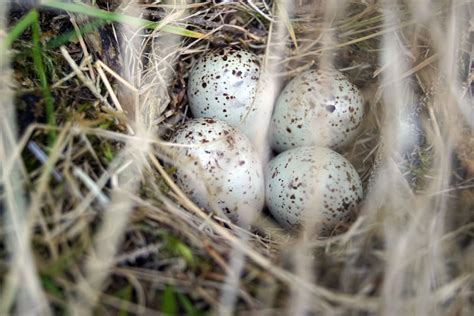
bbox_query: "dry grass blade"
[0,5,51,315]
[1,0,473,314]
[149,154,378,312]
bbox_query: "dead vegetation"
[1,0,473,315]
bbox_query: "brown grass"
[1,0,473,315]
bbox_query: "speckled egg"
[368,100,427,191]
[270,69,365,152]
[170,117,264,225]
[265,146,363,234]
[187,49,262,135]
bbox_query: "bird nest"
[1,1,473,315]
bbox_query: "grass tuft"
[43,0,205,39]
[4,10,38,48]
[30,9,56,145]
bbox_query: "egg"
[170,117,264,225]
[187,48,263,136]
[368,101,427,191]
[265,146,363,234]
[270,69,365,152]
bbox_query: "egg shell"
[170,117,264,225]
[265,146,363,234]
[368,101,426,191]
[270,69,365,152]
[187,49,263,136]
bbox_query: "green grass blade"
[161,285,178,315]
[43,1,205,39]
[46,18,108,49]
[31,10,56,144]
[166,236,195,267]
[115,286,133,316]
[176,293,200,316]
[40,275,64,301]
[4,10,38,48]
